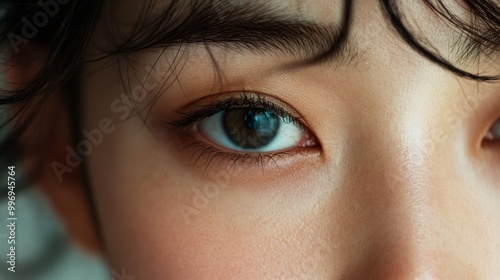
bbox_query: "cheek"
[84,123,336,279]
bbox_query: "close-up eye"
[198,107,316,152]
[4,0,500,279]
[485,119,500,142]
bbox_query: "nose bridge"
[322,2,489,277]
[362,128,438,250]
[351,78,444,229]
[344,143,430,278]
[340,94,476,278]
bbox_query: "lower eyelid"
[179,139,320,174]
[163,123,320,171]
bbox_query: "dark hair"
[0,0,499,180]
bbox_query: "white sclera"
[485,119,500,141]
[199,111,304,152]
[492,120,500,138]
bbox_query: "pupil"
[223,108,280,149]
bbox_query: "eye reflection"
[223,109,280,149]
[199,108,312,152]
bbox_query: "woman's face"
[74,0,500,278]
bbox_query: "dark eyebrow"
[108,0,354,66]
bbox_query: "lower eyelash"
[188,140,293,172]
[155,92,319,171]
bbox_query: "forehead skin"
[80,0,500,279]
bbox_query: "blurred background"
[0,77,111,280]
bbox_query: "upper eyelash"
[164,92,305,128]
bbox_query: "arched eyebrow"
[110,0,355,64]
[108,0,498,79]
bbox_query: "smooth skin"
[9,0,500,279]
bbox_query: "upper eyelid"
[163,92,309,129]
